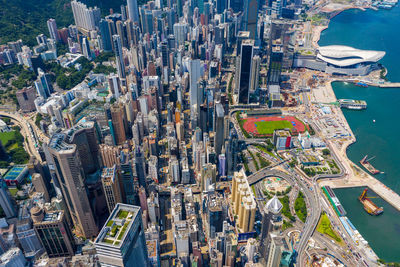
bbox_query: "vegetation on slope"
[295,191,308,223]
[316,212,342,243]
[0,0,148,46]
[279,196,296,222]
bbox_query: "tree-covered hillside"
[0,0,130,47]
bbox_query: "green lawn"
[279,196,296,222]
[117,223,129,240]
[8,188,18,196]
[257,153,270,168]
[117,210,129,219]
[317,213,342,243]
[282,220,294,231]
[251,185,256,196]
[0,131,17,147]
[295,192,308,223]
[248,149,259,171]
[255,120,293,135]
[255,144,278,159]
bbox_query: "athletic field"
[242,116,306,136]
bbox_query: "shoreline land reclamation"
[315,4,400,262]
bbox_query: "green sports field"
[255,120,293,135]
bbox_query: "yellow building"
[231,169,257,233]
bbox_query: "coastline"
[312,4,400,211]
[319,80,400,212]
[312,5,377,49]
[316,80,400,262]
[312,7,400,258]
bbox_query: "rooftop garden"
[117,210,129,220]
[101,209,134,245]
[117,223,129,241]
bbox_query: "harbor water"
[319,5,400,262]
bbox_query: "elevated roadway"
[247,167,291,186]
[0,111,43,162]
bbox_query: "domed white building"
[294,45,385,76]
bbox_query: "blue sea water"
[319,5,400,262]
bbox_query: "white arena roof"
[317,45,385,67]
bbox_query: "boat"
[373,119,376,123]
[358,188,383,216]
[359,155,380,175]
[338,99,367,110]
[353,81,368,87]
[378,3,393,8]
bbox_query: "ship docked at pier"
[372,0,398,9]
[360,155,380,174]
[339,99,367,110]
[358,188,384,215]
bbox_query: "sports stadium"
[241,115,307,137]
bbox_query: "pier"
[376,82,400,88]
[333,78,400,88]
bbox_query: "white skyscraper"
[47,18,60,41]
[71,0,101,32]
[169,156,180,183]
[81,37,92,60]
[173,23,189,46]
[127,0,140,24]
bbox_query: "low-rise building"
[273,130,292,150]
[16,86,37,112]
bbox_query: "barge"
[358,188,383,216]
[360,155,380,175]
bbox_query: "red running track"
[242,116,306,135]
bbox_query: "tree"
[93,64,117,75]
[377,259,385,264]
[289,158,297,168]
[56,74,69,90]
[35,113,43,127]
[10,147,29,164]
[94,51,115,63]
[322,149,330,156]
[1,118,10,124]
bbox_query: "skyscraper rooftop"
[95,203,141,248]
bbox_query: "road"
[229,102,375,265]
[0,111,44,162]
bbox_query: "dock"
[320,175,400,213]
[332,78,400,88]
[377,82,400,88]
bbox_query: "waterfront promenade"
[314,81,400,213]
[334,77,400,88]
